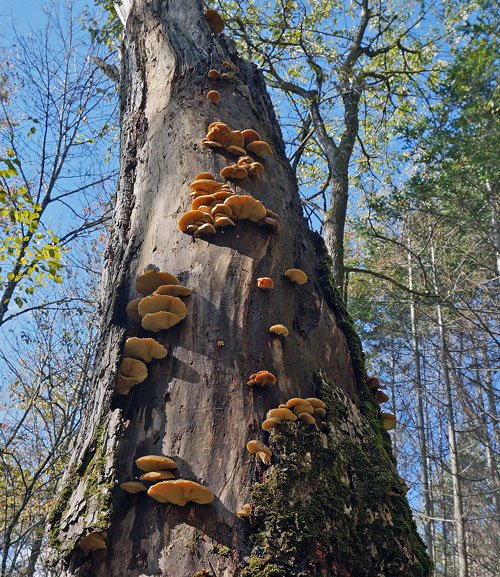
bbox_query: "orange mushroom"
[257,277,274,289]
[247,370,277,386]
[204,9,225,34]
[207,90,221,104]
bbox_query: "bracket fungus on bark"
[204,9,225,34]
[269,324,289,337]
[119,481,147,494]
[207,90,221,104]
[246,140,273,157]
[115,358,148,395]
[123,337,168,363]
[77,532,107,554]
[246,440,272,466]
[207,68,220,79]
[125,297,142,322]
[247,370,277,387]
[257,277,274,289]
[236,503,252,519]
[373,390,390,404]
[224,195,266,222]
[139,471,175,482]
[381,412,397,430]
[261,397,327,430]
[138,294,187,332]
[135,455,177,471]
[284,268,308,284]
[147,480,214,506]
[154,284,192,297]
[136,270,179,295]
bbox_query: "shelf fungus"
[267,408,297,422]
[373,390,390,404]
[115,358,148,395]
[225,195,266,222]
[136,270,180,295]
[257,277,274,289]
[137,294,187,332]
[236,503,252,519]
[119,481,147,494]
[139,471,175,482]
[147,480,214,505]
[136,455,177,472]
[269,324,289,337]
[202,122,273,160]
[123,337,168,363]
[154,284,192,297]
[246,440,272,465]
[262,417,281,431]
[381,412,397,431]
[178,210,216,237]
[366,376,385,389]
[77,531,107,554]
[284,268,308,284]
[207,69,220,79]
[207,90,221,104]
[126,297,142,322]
[246,140,273,157]
[204,9,225,34]
[242,129,261,144]
[247,370,277,387]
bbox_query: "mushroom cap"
[292,404,314,415]
[236,504,252,518]
[298,413,316,425]
[246,140,273,157]
[195,223,217,236]
[224,195,266,221]
[194,172,216,181]
[207,123,232,145]
[137,295,186,333]
[202,139,224,148]
[138,294,187,318]
[207,90,221,103]
[214,216,236,227]
[381,413,397,430]
[257,451,272,465]
[220,165,247,179]
[204,9,225,34]
[366,376,383,389]
[314,407,327,418]
[237,155,254,166]
[116,358,148,394]
[257,277,274,289]
[249,162,265,175]
[123,337,168,363]
[374,390,390,404]
[207,69,220,79]
[269,324,289,337]
[227,145,247,156]
[220,72,231,80]
[135,455,177,471]
[189,179,223,193]
[228,130,245,148]
[191,194,217,210]
[78,532,106,554]
[211,203,233,217]
[120,481,147,494]
[125,297,142,322]
[178,210,214,233]
[246,439,272,456]
[139,471,175,481]
[267,407,297,421]
[154,284,192,297]
[213,190,235,202]
[262,418,281,431]
[305,397,326,409]
[247,370,277,386]
[147,480,214,505]
[284,268,308,284]
[136,271,179,295]
[285,397,308,408]
[242,129,261,143]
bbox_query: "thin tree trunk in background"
[43,2,431,576]
[482,345,500,451]
[430,237,469,577]
[408,247,434,562]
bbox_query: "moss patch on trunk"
[242,375,431,577]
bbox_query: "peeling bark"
[44,1,430,576]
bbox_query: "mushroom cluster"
[246,440,272,465]
[119,454,214,506]
[220,155,265,179]
[366,377,396,429]
[178,172,279,237]
[201,122,273,158]
[261,397,327,430]
[207,60,236,81]
[116,270,191,395]
[247,370,277,387]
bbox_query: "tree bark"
[44,2,431,576]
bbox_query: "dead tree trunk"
[44,2,431,576]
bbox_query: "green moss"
[46,417,115,556]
